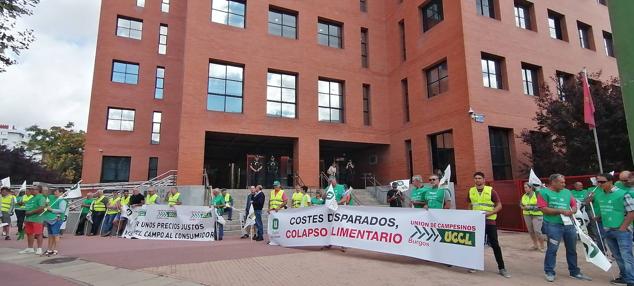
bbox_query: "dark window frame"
[211,0,246,28]
[100,156,131,183]
[268,7,298,39]
[155,66,165,99]
[481,53,503,89]
[429,130,457,184]
[555,71,573,101]
[266,70,297,119]
[577,21,593,50]
[361,27,369,68]
[148,157,159,180]
[362,84,371,126]
[421,0,444,32]
[151,111,162,144]
[360,0,368,12]
[425,60,449,98]
[603,31,615,57]
[489,127,513,180]
[514,0,533,30]
[116,16,143,40]
[111,60,139,85]
[158,24,168,54]
[401,78,410,123]
[106,107,135,131]
[318,78,344,123]
[398,20,407,61]
[318,19,343,49]
[547,10,566,41]
[520,63,540,96]
[207,61,245,113]
[476,0,495,19]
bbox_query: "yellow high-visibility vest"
[106,197,121,215]
[1,195,15,212]
[469,186,497,220]
[121,195,130,206]
[168,192,180,206]
[146,194,158,205]
[521,193,543,216]
[291,192,303,208]
[92,196,107,212]
[270,190,285,209]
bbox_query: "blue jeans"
[216,222,224,240]
[101,213,117,234]
[225,207,233,220]
[543,222,580,276]
[605,229,634,283]
[255,210,263,238]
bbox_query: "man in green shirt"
[422,174,451,209]
[571,182,588,202]
[537,174,591,282]
[75,193,94,236]
[311,191,325,205]
[615,170,631,189]
[409,175,426,208]
[325,177,348,205]
[19,185,48,255]
[591,173,634,285]
[211,188,225,241]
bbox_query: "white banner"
[268,206,485,270]
[122,205,216,241]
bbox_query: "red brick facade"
[82,0,617,207]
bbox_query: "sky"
[0,0,101,131]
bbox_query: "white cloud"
[0,0,100,131]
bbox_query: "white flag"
[439,164,451,186]
[528,169,543,187]
[1,177,10,188]
[324,185,338,212]
[573,219,612,271]
[242,204,255,229]
[590,177,598,186]
[19,181,26,191]
[63,181,82,199]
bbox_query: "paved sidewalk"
[0,230,624,285]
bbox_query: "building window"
[405,139,413,179]
[161,0,169,13]
[489,127,513,180]
[421,0,444,32]
[481,54,503,89]
[363,84,371,126]
[521,63,540,96]
[212,0,246,28]
[107,108,135,131]
[158,24,168,54]
[514,1,532,30]
[116,17,142,40]
[603,31,615,57]
[318,20,342,48]
[401,78,410,123]
[137,0,145,7]
[151,111,162,144]
[577,21,593,50]
[266,71,296,118]
[111,61,139,85]
[360,0,368,12]
[476,0,495,18]
[148,157,159,180]
[101,156,131,183]
[361,28,369,68]
[155,67,165,99]
[207,62,244,113]
[556,71,573,100]
[548,10,565,41]
[318,79,344,123]
[268,8,297,39]
[430,131,456,183]
[398,20,406,61]
[425,60,448,98]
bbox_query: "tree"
[0,0,40,72]
[24,122,85,183]
[0,145,63,183]
[521,73,633,176]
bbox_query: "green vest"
[17,194,33,210]
[1,194,15,212]
[540,188,573,224]
[594,187,627,229]
[424,187,446,209]
[411,187,427,208]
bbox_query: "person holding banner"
[520,183,544,251]
[291,185,304,208]
[129,188,145,207]
[300,186,311,207]
[467,172,511,278]
[15,187,33,240]
[409,175,426,208]
[101,192,121,237]
[422,175,450,209]
[146,187,159,205]
[589,173,634,286]
[167,187,182,207]
[115,190,131,236]
[325,177,348,205]
[269,181,288,212]
[311,191,325,206]
[19,185,47,255]
[212,188,225,240]
[43,188,67,256]
[537,174,592,282]
[1,187,15,240]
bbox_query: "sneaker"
[18,248,35,254]
[610,277,626,285]
[4,236,10,240]
[499,269,511,278]
[545,274,555,282]
[35,248,43,255]
[570,273,592,281]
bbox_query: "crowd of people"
[2,169,634,284]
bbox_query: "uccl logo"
[157,210,177,219]
[138,210,147,217]
[191,211,211,219]
[325,191,334,200]
[272,218,279,230]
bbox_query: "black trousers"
[76,213,88,235]
[485,224,506,270]
[15,210,26,232]
[90,212,105,235]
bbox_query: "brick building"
[82,0,618,206]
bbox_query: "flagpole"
[584,68,604,173]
